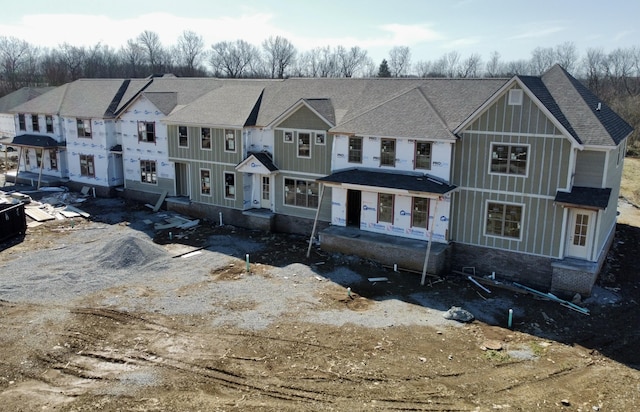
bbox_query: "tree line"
[1,31,639,152]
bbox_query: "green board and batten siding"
[167,125,244,209]
[452,87,573,259]
[272,105,333,221]
[273,106,332,175]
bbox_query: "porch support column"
[37,148,45,189]
[421,198,439,286]
[306,183,326,258]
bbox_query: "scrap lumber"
[145,190,168,212]
[64,205,90,218]
[25,207,55,222]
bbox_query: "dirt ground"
[0,187,639,411]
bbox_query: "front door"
[566,208,596,259]
[260,176,271,209]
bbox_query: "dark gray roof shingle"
[554,186,612,209]
[319,168,456,194]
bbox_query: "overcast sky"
[1,0,638,66]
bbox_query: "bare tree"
[438,51,460,78]
[315,46,338,77]
[504,60,530,76]
[137,30,164,73]
[555,41,578,73]
[176,30,205,76]
[58,43,87,80]
[120,39,146,77]
[582,47,606,96]
[262,36,296,79]
[485,51,502,77]
[209,40,260,78]
[604,47,636,95]
[413,60,432,77]
[0,36,37,90]
[388,46,411,77]
[336,45,369,77]
[530,46,555,75]
[458,53,482,78]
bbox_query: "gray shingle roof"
[0,86,55,113]
[164,81,275,127]
[319,168,456,195]
[554,186,612,209]
[539,65,633,146]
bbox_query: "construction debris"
[154,215,200,230]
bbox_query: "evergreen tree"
[377,59,391,77]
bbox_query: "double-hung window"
[486,202,523,239]
[415,142,432,170]
[178,126,188,147]
[380,138,396,167]
[378,193,394,223]
[348,136,362,163]
[138,121,156,143]
[298,132,311,158]
[201,127,211,149]
[140,160,157,184]
[80,154,95,177]
[46,115,54,133]
[31,115,39,132]
[224,172,235,199]
[412,197,430,228]
[490,144,528,175]
[77,119,92,138]
[225,129,236,152]
[18,114,26,131]
[200,169,211,195]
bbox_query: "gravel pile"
[0,217,458,330]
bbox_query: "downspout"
[306,183,325,258]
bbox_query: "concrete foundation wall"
[451,243,554,290]
[318,227,450,275]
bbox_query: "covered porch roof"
[554,186,612,210]
[318,168,456,195]
[12,134,65,149]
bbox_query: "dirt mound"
[97,235,166,270]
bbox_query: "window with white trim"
[18,114,26,131]
[284,178,318,208]
[315,133,325,145]
[178,126,188,147]
[225,129,236,152]
[490,143,528,175]
[140,160,157,184]
[201,169,211,195]
[486,202,523,239]
[201,127,211,149]
[297,132,311,158]
[283,131,293,143]
[224,172,235,199]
